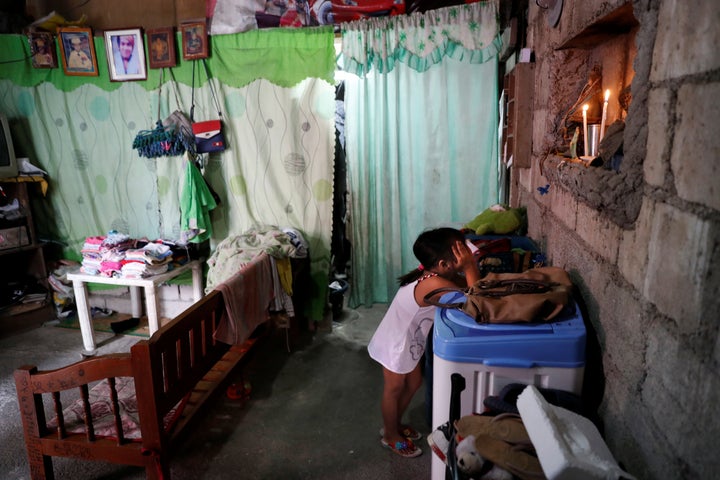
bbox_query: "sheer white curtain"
[341,1,502,306]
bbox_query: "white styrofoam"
[516,385,636,480]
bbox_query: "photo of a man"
[67,35,92,71]
[113,34,140,75]
[104,28,147,81]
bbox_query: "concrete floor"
[0,305,433,479]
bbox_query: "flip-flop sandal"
[226,381,252,400]
[379,426,422,441]
[455,413,531,445]
[381,438,422,458]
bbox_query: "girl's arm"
[453,240,481,286]
[415,241,480,306]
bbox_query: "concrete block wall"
[517,0,720,478]
[86,284,196,320]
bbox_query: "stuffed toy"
[464,205,526,236]
[456,434,513,480]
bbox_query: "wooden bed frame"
[14,289,260,480]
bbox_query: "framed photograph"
[180,21,208,60]
[104,28,147,81]
[28,31,57,69]
[57,27,98,76]
[147,27,176,69]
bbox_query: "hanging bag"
[132,69,195,158]
[190,59,227,153]
[424,266,573,324]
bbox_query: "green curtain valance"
[0,26,336,92]
[341,0,501,76]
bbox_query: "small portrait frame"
[104,28,147,81]
[28,31,57,69]
[147,27,177,69]
[57,27,98,76]
[180,21,208,60]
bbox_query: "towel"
[213,252,275,346]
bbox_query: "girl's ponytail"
[398,266,424,286]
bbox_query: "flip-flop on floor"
[379,425,422,441]
[381,438,422,458]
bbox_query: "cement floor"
[0,305,433,479]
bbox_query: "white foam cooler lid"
[517,385,636,480]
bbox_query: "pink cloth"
[213,251,275,345]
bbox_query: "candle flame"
[583,104,589,111]
[604,90,610,102]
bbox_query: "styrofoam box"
[431,294,586,480]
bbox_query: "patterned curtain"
[0,27,335,320]
[341,1,502,306]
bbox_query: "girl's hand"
[451,241,474,268]
[451,240,480,285]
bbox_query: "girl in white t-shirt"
[368,228,480,458]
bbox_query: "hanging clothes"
[180,158,218,243]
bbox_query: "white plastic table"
[67,260,203,355]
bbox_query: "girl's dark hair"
[397,227,466,285]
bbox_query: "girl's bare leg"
[396,362,423,432]
[381,367,412,447]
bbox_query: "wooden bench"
[14,289,260,479]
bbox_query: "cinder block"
[157,285,181,301]
[670,82,720,211]
[550,185,578,232]
[618,197,655,291]
[159,301,192,319]
[643,327,720,477]
[644,203,713,328]
[575,202,621,263]
[177,284,196,301]
[651,0,720,81]
[644,87,672,187]
[590,278,646,385]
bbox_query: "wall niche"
[540,2,643,228]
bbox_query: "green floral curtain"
[341,1,501,76]
[341,1,502,306]
[0,27,336,321]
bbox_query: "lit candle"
[582,104,589,157]
[599,89,610,140]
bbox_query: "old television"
[0,114,18,178]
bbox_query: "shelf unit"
[502,62,535,169]
[0,179,53,335]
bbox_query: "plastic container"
[466,234,543,275]
[431,294,586,480]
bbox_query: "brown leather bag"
[424,266,573,324]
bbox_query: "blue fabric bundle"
[132,121,195,158]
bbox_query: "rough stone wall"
[515,0,720,478]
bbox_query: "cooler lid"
[436,291,562,335]
[433,292,586,367]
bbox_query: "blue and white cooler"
[430,293,586,480]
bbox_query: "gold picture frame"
[147,27,177,69]
[57,27,98,76]
[180,21,208,60]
